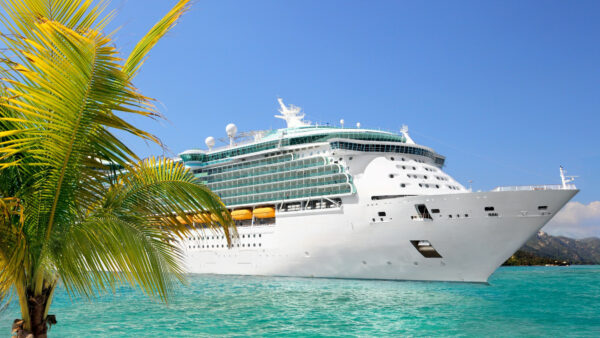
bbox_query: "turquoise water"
[1,266,599,337]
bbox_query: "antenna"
[205,136,215,151]
[356,122,361,128]
[340,119,345,128]
[559,166,577,189]
[226,123,237,147]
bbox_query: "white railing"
[492,184,576,192]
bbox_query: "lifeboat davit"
[253,207,275,219]
[231,209,252,220]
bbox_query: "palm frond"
[123,0,190,77]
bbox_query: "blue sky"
[109,1,597,236]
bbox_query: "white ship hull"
[182,188,576,283]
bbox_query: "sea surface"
[1,266,599,337]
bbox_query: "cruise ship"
[177,99,578,282]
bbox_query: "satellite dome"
[205,136,215,150]
[226,123,237,137]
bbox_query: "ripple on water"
[0,266,599,337]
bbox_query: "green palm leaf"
[0,1,230,336]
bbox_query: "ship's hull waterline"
[182,189,576,283]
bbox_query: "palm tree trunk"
[27,286,53,338]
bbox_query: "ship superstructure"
[177,99,577,282]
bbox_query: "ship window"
[538,206,548,210]
[378,211,387,217]
[448,215,452,218]
[415,204,432,220]
[484,206,495,211]
[465,214,469,217]
[372,218,375,222]
[391,157,395,160]
[259,243,262,247]
[400,183,406,188]
[488,212,498,217]
[411,240,442,258]
[431,209,440,214]
[259,234,262,237]
[389,174,394,178]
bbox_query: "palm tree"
[0,1,233,336]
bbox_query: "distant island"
[503,231,600,266]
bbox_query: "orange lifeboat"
[175,215,188,224]
[231,209,252,221]
[253,207,275,219]
[193,213,211,224]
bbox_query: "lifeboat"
[231,209,252,220]
[253,207,275,219]
[193,213,211,224]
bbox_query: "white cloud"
[542,201,600,238]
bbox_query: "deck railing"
[491,184,576,192]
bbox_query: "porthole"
[259,243,262,247]
[412,167,416,170]
[253,243,256,247]
[242,244,245,247]
[253,234,256,238]
[419,183,423,187]
[400,183,406,188]
[389,174,394,178]
[391,157,395,160]
[424,175,428,179]
[402,166,406,169]
[259,234,262,237]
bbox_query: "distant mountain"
[503,231,600,266]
